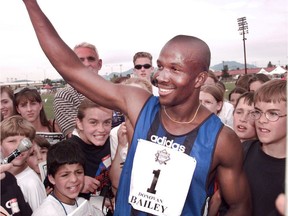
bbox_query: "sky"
[0,0,287,83]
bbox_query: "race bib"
[129,139,197,216]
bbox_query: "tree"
[267,61,274,68]
[221,65,230,79]
[42,78,52,85]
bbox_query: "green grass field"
[41,93,55,120]
[41,82,236,120]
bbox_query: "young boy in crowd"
[244,79,286,215]
[0,115,47,211]
[26,135,51,181]
[32,140,103,216]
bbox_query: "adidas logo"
[150,135,185,153]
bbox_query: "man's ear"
[48,174,56,185]
[195,72,208,88]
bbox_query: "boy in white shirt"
[0,115,47,211]
[32,140,104,216]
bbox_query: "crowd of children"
[0,1,287,214]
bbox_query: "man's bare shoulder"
[214,125,243,166]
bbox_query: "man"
[53,42,102,138]
[132,52,158,96]
[21,1,251,215]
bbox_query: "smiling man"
[21,0,251,215]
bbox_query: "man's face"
[76,107,112,146]
[74,47,102,71]
[154,41,205,107]
[133,57,154,81]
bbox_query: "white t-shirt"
[15,166,47,211]
[32,195,104,216]
[109,125,128,161]
[218,101,234,128]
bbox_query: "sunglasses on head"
[134,64,152,70]
[14,86,38,95]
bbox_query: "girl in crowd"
[199,84,231,125]
[14,87,64,144]
[0,86,17,121]
[68,98,114,214]
[233,92,257,142]
[248,73,270,92]
[228,86,247,108]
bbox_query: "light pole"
[237,17,248,74]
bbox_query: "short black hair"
[47,140,85,177]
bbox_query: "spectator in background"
[204,71,234,128]
[53,42,102,138]
[233,92,257,142]
[235,74,253,91]
[199,84,228,124]
[14,87,64,145]
[204,70,219,85]
[228,86,247,107]
[133,52,158,96]
[248,73,270,92]
[0,115,47,211]
[26,135,51,180]
[0,86,17,121]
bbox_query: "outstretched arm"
[21,0,150,125]
[213,126,252,216]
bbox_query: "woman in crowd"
[14,87,64,144]
[0,86,17,121]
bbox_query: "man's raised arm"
[21,0,150,124]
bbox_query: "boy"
[244,79,286,215]
[32,140,104,216]
[0,115,47,211]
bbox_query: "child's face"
[26,143,48,175]
[48,163,84,204]
[76,107,112,146]
[230,93,242,108]
[0,135,30,167]
[233,98,256,142]
[199,91,222,114]
[254,100,286,145]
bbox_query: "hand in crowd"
[117,122,128,148]
[275,193,286,215]
[0,163,13,180]
[81,175,100,194]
